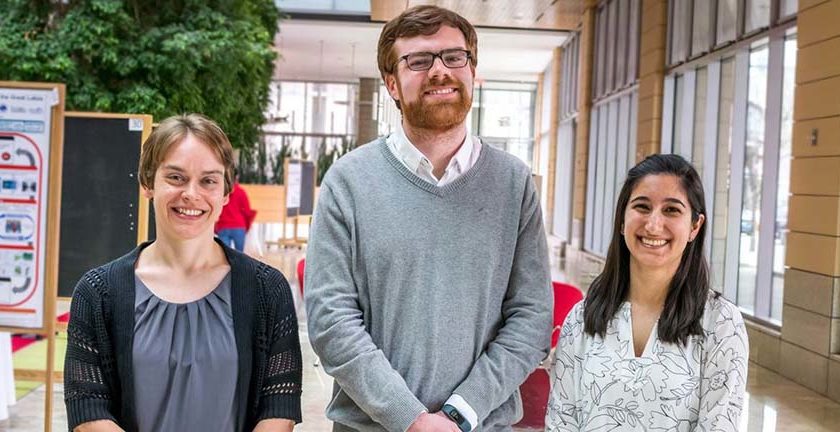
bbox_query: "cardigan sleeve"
[255,269,303,424]
[64,275,119,431]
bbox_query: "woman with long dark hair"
[546,154,748,431]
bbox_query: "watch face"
[450,410,464,423]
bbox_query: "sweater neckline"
[378,136,489,196]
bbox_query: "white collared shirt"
[386,124,482,186]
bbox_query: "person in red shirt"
[215,170,257,252]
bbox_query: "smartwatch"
[442,403,472,432]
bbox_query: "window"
[627,0,641,84]
[265,81,358,161]
[779,0,798,21]
[554,34,583,241]
[660,23,795,324]
[770,35,796,322]
[692,0,714,57]
[717,0,738,45]
[585,0,642,256]
[737,45,768,315]
[479,85,536,165]
[585,91,639,256]
[275,0,370,14]
[669,0,692,65]
[745,0,771,34]
[606,0,619,93]
[593,0,641,100]
[692,67,708,176]
[712,58,736,292]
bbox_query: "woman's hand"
[253,418,295,432]
[74,420,124,432]
[406,412,460,432]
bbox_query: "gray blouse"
[132,273,244,432]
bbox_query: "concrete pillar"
[635,0,668,160]
[779,0,840,403]
[357,77,379,144]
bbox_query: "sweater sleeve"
[305,183,427,432]
[452,175,553,424]
[256,270,303,424]
[64,276,118,431]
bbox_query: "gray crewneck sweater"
[305,138,552,432]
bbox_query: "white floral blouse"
[546,292,748,432]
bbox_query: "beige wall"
[769,0,840,403]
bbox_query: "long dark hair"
[583,154,713,345]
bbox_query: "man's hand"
[406,412,460,432]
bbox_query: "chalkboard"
[57,113,151,298]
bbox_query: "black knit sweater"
[63,239,302,431]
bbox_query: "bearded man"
[305,5,553,432]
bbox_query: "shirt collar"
[389,123,474,176]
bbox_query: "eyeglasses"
[398,49,472,71]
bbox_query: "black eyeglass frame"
[397,48,473,72]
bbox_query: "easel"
[279,159,316,248]
[0,81,66,432]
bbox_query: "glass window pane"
[628,0,640,84]
[603,101,619,253]
[606,0,619,93]
[673,74,686,154]
[737,46,769,314]
[692,0,713,57]
[780,0,798,20]
[595,105,609,254]
[586,108,600,251]
[717,0,738,46]
[480,90,535,139]
[712,58,736,292]
[541,63,553,134]
[616,0,628,88]
[771,37,797,323]
[670,0,690,65]
[597,7,607,98]
[745,0,771,34]
[692,67,708,176]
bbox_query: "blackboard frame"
[56,112,151,300]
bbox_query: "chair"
[296,258,305,296]
[515,281,583,429]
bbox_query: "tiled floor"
[3,243,840,431]
[4,331,840,431]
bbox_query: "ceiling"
[370,0,584,30]
[273,19,568,82]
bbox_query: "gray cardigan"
[64,239,302,431]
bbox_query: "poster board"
[285,159,316,217]
[0,82,64,333]
[56,112,152,299]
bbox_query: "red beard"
[400,76,473,131]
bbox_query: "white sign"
[286,161,301,210]
[0,87,55,329]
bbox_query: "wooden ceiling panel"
[371,0,584,31]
